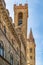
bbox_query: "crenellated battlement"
[14,3,28,9]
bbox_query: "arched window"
[18,12,23,25]
[0,41,4,57]
[10,53,13,65]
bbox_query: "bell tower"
[14,3,28,38]
[27,28,36,65]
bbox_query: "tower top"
[14,3,28,17]
[28,28,35,42]
[14,1,28,38]
[14,3,28,7]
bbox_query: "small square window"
[30,56,32,59]
[30,48,32,53]
[30,64,32,65]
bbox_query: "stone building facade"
[0,0,36,65]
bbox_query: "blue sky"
[5,0,43,65]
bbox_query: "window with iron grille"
[0,41,4,57]
[10,53,13,65]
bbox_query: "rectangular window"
[30,48,32,53]
[10,54,13,65]
[30,56,32,59]
[4,26,6,34]
[0,43,4,57]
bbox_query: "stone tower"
[14,4,28,38]
[27,29,36,65]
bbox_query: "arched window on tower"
[0,41,4,57]
[18,12,23,26]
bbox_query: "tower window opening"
[18,12,23,26]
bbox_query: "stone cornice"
[0,4,21,47]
